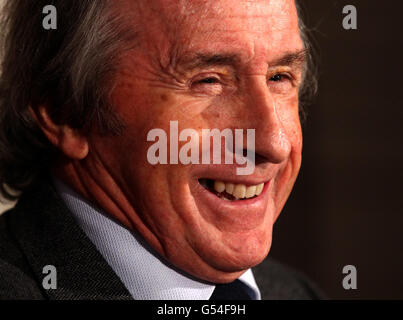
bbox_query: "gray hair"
[0,0,317,201]
[295,0,318,122]
[0,0,136,200]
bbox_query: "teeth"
[225,183,234,194]
[212,180,265,199]
[245,185,256,198]
[213,181,226,193]
[233,184,246,199]
[255,183,264,196]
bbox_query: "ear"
[29,105,89,160]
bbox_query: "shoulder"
[253,257,326,300]
[0,209,44,300]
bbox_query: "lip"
[189,172,272,232]
[191,164,274,186]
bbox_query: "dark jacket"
[0,177,324,300]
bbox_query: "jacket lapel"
[8,176,133,300]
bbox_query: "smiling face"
[67,0,305,283]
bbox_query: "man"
[0,0,322,299]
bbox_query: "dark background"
[258,0,403,299]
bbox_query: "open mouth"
[198,178,265,201]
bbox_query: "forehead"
[118,0,302,64]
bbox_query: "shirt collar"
[53,178,261,300]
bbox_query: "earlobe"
[29,105,89,160]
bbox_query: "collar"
[53,178,261,300]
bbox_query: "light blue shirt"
[53,178,261,300]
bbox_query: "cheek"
[277,95,303,152]
[272,101,303,217]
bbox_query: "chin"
[182,225,273,283]
[191,244,271,284]
[217,230,272,271]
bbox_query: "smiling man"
[0,0,321,300]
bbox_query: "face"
[79,0,304,283]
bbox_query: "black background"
[256,0,403,299]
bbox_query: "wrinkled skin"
[55,0,305,283]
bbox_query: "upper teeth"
[213,181,264,199]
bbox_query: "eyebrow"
[176,49,308,71]
[269,49,308,68]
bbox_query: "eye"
[268,73,294,94]
[269,73,290,82]
[195,77,220,84]
[191,75,223,95]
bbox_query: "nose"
[241,77,292,164]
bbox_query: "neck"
[52,155,165,256]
